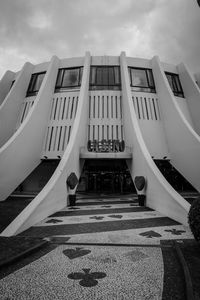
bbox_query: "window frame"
[128,67,156,93]
[165,72,184,98]
[26,71,46,97]
[55,67,83,92]
[89,65,121,90]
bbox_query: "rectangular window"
[89,66,121,90]
[55,67,83,92]
[165,72,184,98]
[128,67,156,93]
[26,72,46,96]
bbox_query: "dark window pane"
[146,69,154,87]
[174,75,182,92]
[128,67,155,93]
[79,67,83,85]
[108,67,114,85]
[96,67,103,85]
[28,75,36,92]
[62,69,79,87]
[55,67,83,91]
[166,74,174,90]
[114,67,120,85]
[27,72,46,96]
[102,67,108,85]
[89,66,121,90]
[56,69,64,87]
[165,72,184,97]
[90,67,96,85]
[34,73,45,91]
[131,69,148,87]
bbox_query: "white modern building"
[0,52,200,236]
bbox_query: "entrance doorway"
[77,159,136,194]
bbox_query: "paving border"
[174,241,195,300]
[0,240,48,269]
[46,240,172,248]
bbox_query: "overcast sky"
[0,0,199,78]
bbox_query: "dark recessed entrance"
[77,159,136,194]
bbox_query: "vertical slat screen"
[88,91,124,146]
[16,96,36,130]
[42,91,79,158]
[132,93,161,121]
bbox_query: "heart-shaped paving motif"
[90,216,104,220]
[45,218,63,224]
[63,247,91,259]
[139,230,162,238]
[50,236,71,243]
[108,215,123,219]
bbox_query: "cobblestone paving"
[0,196,194,299]
[0,245,163,300]
[30,202,193,244]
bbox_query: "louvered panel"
[88,91,124,149]
[147,97,153,120]
[16,96,36,130]
[42,91,80,158]
[131,93,161,121]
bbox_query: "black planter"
[138,194,146,206]
[69,194,76,206]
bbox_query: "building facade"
[0,52,200,235]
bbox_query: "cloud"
[0,0,199,78]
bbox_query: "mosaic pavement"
[25,201,193,244]
[0,196,194,299]
[0,245,163,300]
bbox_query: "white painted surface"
[1,53,196,235]
[91,55,120,65]
[131,92,169,159]
[178,63,200,134]
[152,56,200,192]
[174,96,194,127]
[0,70,15,105]
[1,53,91,236]
[0,63,33,147]
[0,56,60,202]
[121,52,189,225]
[42,91,80,158]
[194,72,200,88]
[88,91,123,141]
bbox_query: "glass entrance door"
[78,159,136,194]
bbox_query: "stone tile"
[50,206,151,218]
[35,210,164,227]
[63,224,193,245]
[21,217,180,238]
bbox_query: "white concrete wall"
[121,52,190,225]
[131,92,170,159]
[178,63,200,134]
[0,63,34,147]
[91,56,120,65]
[174,96,194,127]
[194,73,200,88]
[1,52,91,236]
[0,56,60,202]
[0,70,15,105]
[152,56,200,191]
